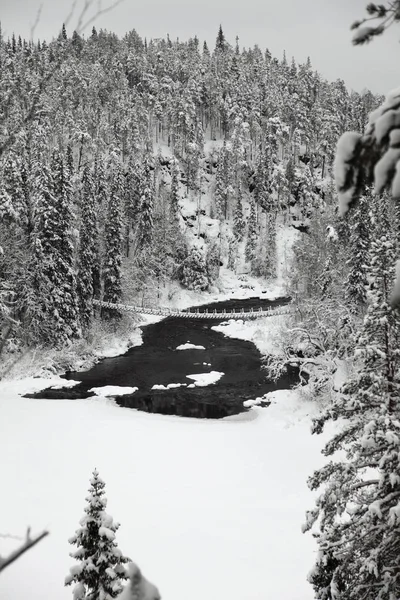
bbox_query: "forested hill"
[0,25,381,347]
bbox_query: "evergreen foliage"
[102,158,123,321]
[77,166,98,331]
[305,198,400,600]
[179,247,209,291]
[0,22,381,346]
[245,199,257,263]
[136,155,154,254]
[65,469,130,600]
[233,186,245,241]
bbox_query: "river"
[29,296,297,418]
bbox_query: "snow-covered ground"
[0,375,329,600]
[212,313,286,357]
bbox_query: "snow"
[89,386,139,396]
[49,380,81,390]
[185,371,224,386]
[374,109,400,145]
[0,376,330,600]
[176,343,206,350]
[98,526,116,541]
[119,562,161,600]
[275,220,299,291]
[212,314,285,357]
[374,147,400,195]
[334,131,362,216]
[151,383,187,390]
[391,159,400,198]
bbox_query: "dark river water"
[28,296,297,418]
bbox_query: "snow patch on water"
[89,386,139,396]
[152,383,188,390]
[186,371,224,386]
[49,380,81,390]
[176,343,206,350]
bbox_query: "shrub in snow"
[65,469,130,599]
[117,563,161,600]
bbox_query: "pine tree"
[102,159,123,320]
[77,166,98,332]
[304,198,400,600]
[65,469,130,600]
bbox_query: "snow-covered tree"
[169,158,180,222]
[136,154,154,253]
[102,158,123,320]
[77,166,98,331]
[245,198,257,264]
[65,469,130,600]
[233,186,245,241]
[304,198,400,600]
[344,194,370,311]
[48,150,81,342]
[179,246,209,291]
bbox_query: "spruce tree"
[65,469,130,600]
[77,166,98,332]
[136,155,154,253]
[93,154,108,301]
[50,150,80,342]
[233,186,245,241]
[304,198,400,600]
[245,198,257,263]
[215,25,226,52]
[170,158,180,222]
[102,159,123,320]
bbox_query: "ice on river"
[0,377,329,600]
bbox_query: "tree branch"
[0,530,49,573]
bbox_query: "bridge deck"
[93,299,292,320]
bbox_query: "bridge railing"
[93,299,293,320]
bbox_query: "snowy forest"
[0,22,382,346]
[2,2,400,599]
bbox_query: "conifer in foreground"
[65,469,130,600]
[304,199,400,600]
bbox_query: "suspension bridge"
[93,299,293,320]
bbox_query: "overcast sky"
[1,0,400,94]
